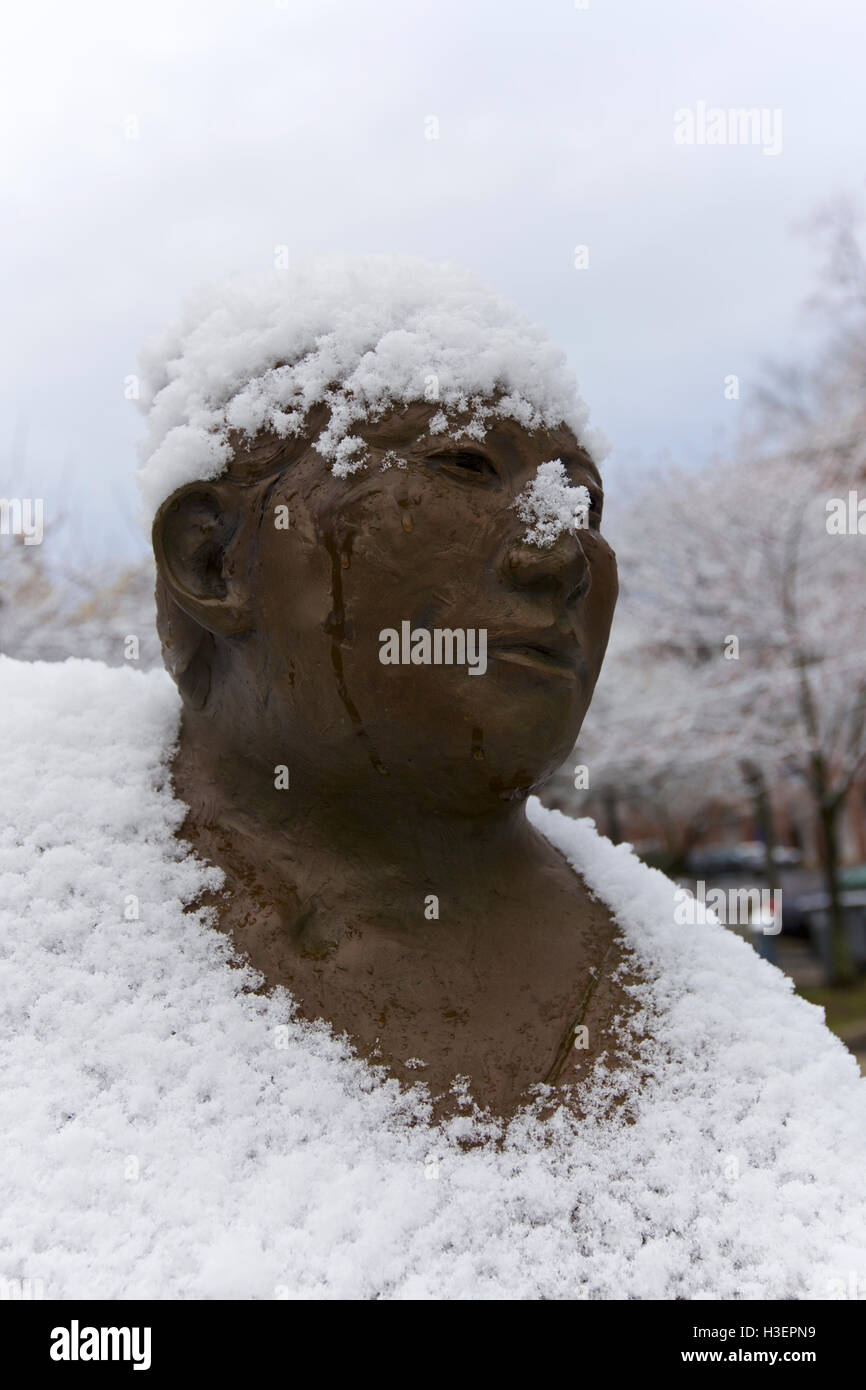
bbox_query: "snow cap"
[136,254,605,523]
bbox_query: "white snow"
[2,655,865,1300]
[512,459,591,547]
[135,255,604,523]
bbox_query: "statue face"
[226,401,617,811]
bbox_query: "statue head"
[139,257,624,1110]
[142,257,617,817]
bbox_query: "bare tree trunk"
[741,761,778,887]
[785,605,855,986]
[820,794,854,986]
[603,789,623,845]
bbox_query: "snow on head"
[512,459,591,547]
[135,255,605,522]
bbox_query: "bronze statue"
[150,289,629,1117]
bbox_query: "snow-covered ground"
[2,655,865,1299]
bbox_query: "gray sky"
[2,0,864,564]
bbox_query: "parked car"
[686,842,802,878]
[784,867,866,964]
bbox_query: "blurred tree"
[0,527,159,669]
[578,198,866,984]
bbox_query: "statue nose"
[503,531,591,603]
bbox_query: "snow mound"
[135,255,603,523]
[1,656,865,1299]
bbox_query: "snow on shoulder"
[135,255,603,523]
[2,655,865,1298]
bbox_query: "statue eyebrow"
[360,416,438,447]
[358,430,602,491]
[363,427,413,447]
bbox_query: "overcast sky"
[2,0,865,564]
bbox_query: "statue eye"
[426,449,497,480]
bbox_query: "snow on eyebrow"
[512,459,591,547]
[135,255,606,523]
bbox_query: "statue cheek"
[588,540,618,611]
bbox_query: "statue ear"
[152,482,251,637]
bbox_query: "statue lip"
[487,631,581,678]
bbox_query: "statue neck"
[170,710,628,1117]
[172,711,542,921]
